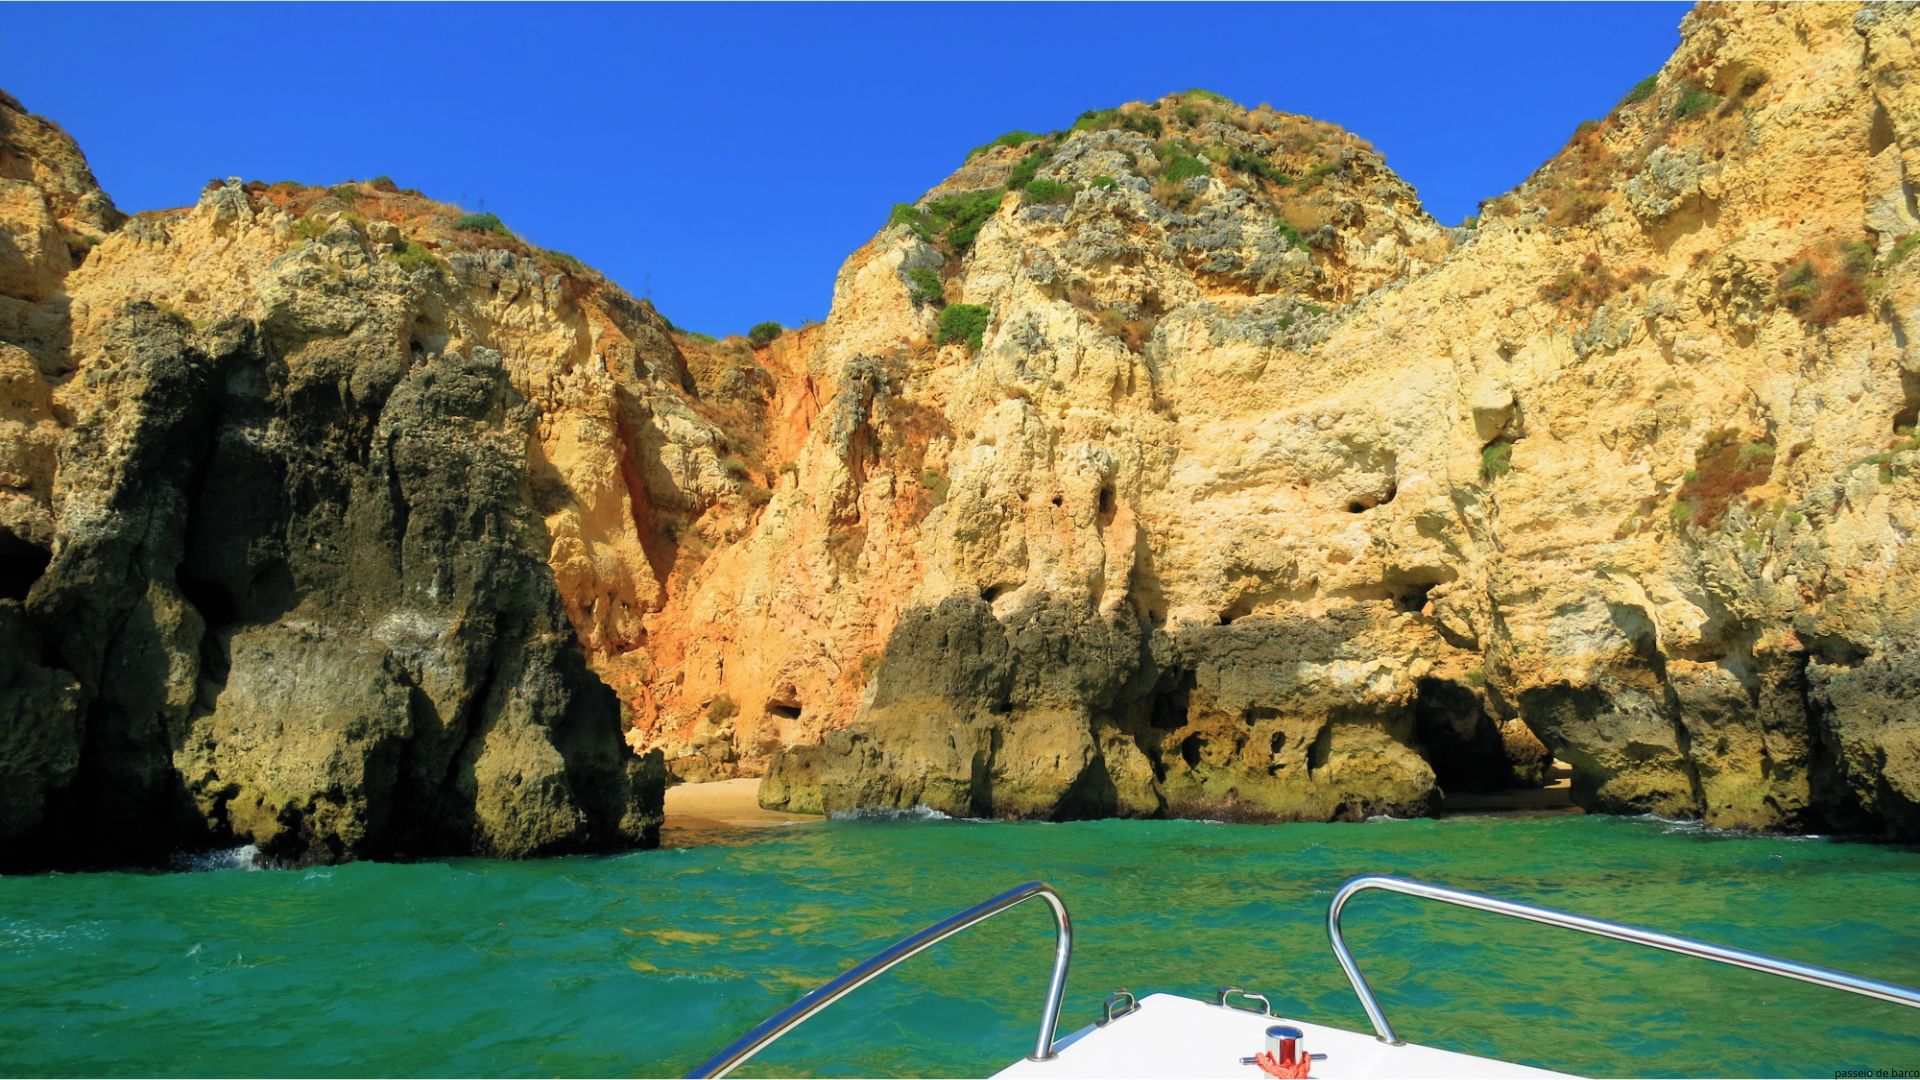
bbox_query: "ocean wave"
[826,805,955,822]
[170,845,275,872]
[1632,814,1826,841]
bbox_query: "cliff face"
[705,2,1920,837]
[4,1,1919,865]
[0,102,668,866]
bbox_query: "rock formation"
[736,2,1920,838]
[0,94,662,867]
[5,1,1920,866]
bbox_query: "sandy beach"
[661,777,820,840]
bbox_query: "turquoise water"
[1,814,1916,1078]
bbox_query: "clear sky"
[5,2,1688,337]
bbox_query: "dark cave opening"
[0,529,50,601]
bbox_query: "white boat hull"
[992,993,1573,1079]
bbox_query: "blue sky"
[5,2,1687,337]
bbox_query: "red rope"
[1252,1050,1312,1079]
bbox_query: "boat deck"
[992,993,1573,1080]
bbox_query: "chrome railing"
[687,881,1072,1078]
[1327,874,1920,1046]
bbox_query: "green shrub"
[1299,161,1342,189]
[1006,145,1054,190]
[1162,152,1209,183]
[1673,87,1721,120]
[925,190,1004,250]
[455,212,508,234]
[1180,88,1235,106]
[889,202,933,240]
[920,467,950,505]
[1175,103,1204,126]
[1091,175,1117,190]
[937,304,991,352]
[1460,215,1480,230]
[328,183,359,202]
[1024,178,1076,204]
[1622,74,1660,105]
[389,238,437,272]
[968,130,1043,159]
[1841,240,1874,277]
[1777,254,1868,327]
[721,455,751,480]
[369,175,397,192]
[707,695,737,724]
[685,330,719,344]
[905,266,944,306]
[747,321,783,348]
[1891,234,1920,266]
[1228,151,1291,184]
[1071,109,1162,138]
[1465,668,1487,689]
[1480,440,1514,482]
[1071,109,1115,132]
[1272,219,1306,251]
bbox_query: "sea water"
[1,814,1915,1077]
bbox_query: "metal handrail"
[687,881,1072,1078]
[1327,874,1920,1046]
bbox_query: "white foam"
[171,844,271,872]
[1633,813,1826,841]
[827,804,955,822]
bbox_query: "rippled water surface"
[1,814,1917,1077]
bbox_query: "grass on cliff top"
[454,212,510,236]
[891,89,1352,270]
[966,130,1045,160]
[1622,74,1661,106]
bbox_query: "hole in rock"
[1151,670,1194,729]
[0,530,51,601]
[1179,734,1206,768]
[766,701,803,720]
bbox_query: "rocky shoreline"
[4,3,1920,871]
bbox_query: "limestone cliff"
[5,1,1920,864]
[712,2,1920,838]
[0,100,665,867]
